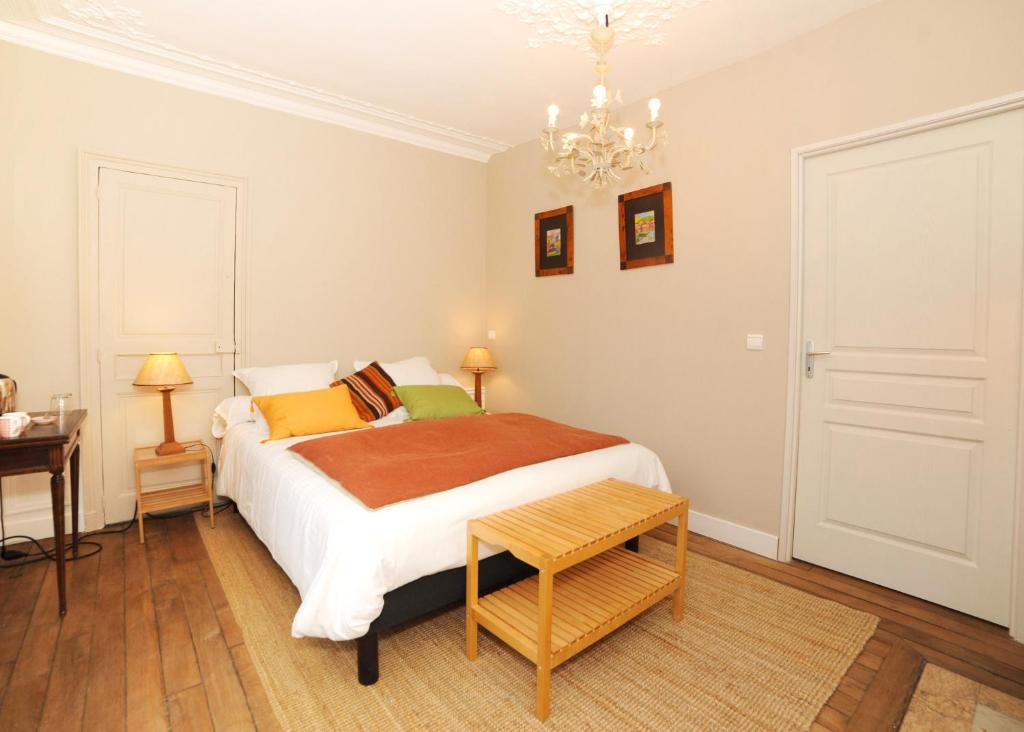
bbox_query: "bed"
[215,401,672,684]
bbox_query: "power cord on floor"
[0,478,114,565]
[0,449,233,570]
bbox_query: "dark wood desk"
[0,409,86,616]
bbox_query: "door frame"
[778,91,1024,639]
[77,151,249,530]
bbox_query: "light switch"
[746,334,764,351]
[487,330,497,341]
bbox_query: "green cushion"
[392,385,485,420]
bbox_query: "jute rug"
[197,513,877,731]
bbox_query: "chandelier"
[541,8,663,188]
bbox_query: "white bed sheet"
[216,421,672,641]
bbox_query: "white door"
[793,109,1024,624]
[97,168,237,523]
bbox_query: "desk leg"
[466,532,479,661]
[50,468,67,616]
[70,443,80,558]
[536,566,553,721]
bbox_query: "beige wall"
[4,0,1024,541]
[0,41,485,527]
[484,0,1024,537]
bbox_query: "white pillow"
[352,356,440,386]
[233,360,338,396]
[372,406,409,427]
[211,395,254,439]
[439,373,464,388]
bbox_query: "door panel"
[828,144,987,351]
[794,109,1024,624]
[98,168,237,523]
[822,425,978,554]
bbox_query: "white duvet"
[216,419,672,641]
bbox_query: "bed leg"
[625,536,639,553]
[357,632,379,685]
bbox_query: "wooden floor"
[0,515,276,732]
[0,515,1021,731]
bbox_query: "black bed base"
[355,536,640,685]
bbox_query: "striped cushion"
[330,361,400,422]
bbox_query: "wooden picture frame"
[618,182,673,270]
[534,206,574,277]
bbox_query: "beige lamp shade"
[461,346,497,373]
[133,352,193,388]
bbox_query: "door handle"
[805,340,831,378]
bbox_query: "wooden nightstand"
[133,439,214,543]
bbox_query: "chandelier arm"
[538,12,664,189]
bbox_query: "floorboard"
[167,684,215,732]
[38,531,103,730]
[0,514,1020,731]
[846,640,923,732]
[82,532,127,732]
[125,538,170,732]
[166,518,254,731]
[229,645,280,732]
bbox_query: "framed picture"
[534,205,574,277]
[618,182,673,270]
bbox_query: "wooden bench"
[466,478,689,720]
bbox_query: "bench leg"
[674,509,689,622]
[624,536,639,552]
[536,567,553,721]
[357,632,379,685]
[467,533,479,661]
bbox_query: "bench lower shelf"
[474,547,681,668]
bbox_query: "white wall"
[0,41,486,535]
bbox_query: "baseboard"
[671,509,779,559]
[0,507,99,543]
[5,504,779,559]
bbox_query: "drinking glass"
[49,393,72,419]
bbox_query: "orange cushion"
[252,386,368,441]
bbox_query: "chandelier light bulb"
[648,97,661,121]
[537,10,664,188]
[547,104,559,127]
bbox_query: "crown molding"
[0,5,508,162]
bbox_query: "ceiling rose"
[497,0,709,55]
[61,0,151,40]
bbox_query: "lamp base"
[155,440,185,456]
[155,386,184,456]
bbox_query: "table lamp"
[133,352,193,456]
[461,347,497,407]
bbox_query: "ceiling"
[0,0,881,160]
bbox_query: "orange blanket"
[288,412,628,509]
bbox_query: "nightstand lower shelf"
[139,483,210,514]
[475,547,681,668]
